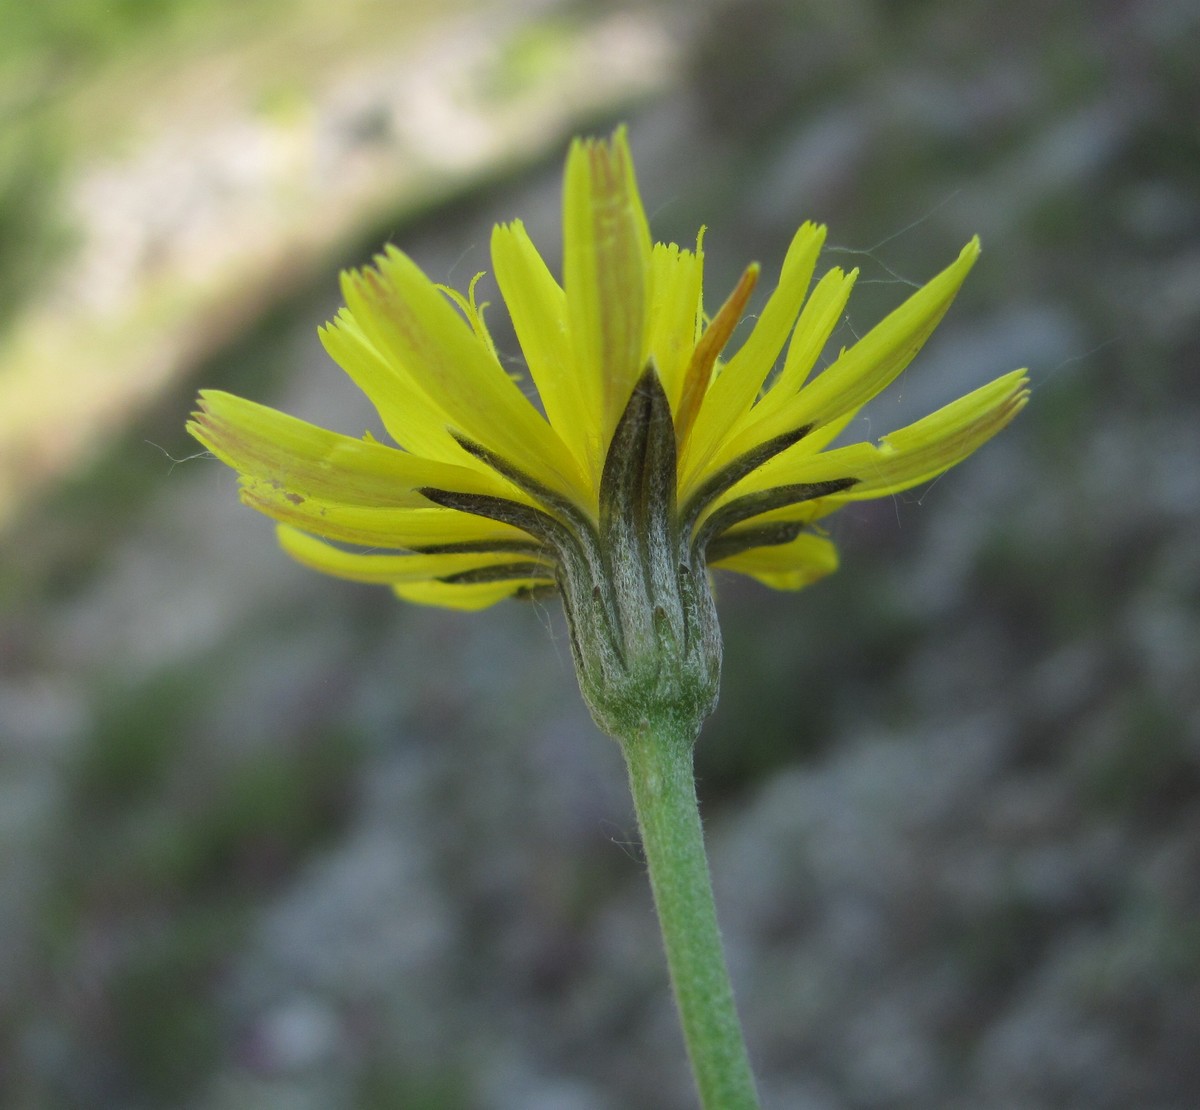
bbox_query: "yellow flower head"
[189,128,1027,733]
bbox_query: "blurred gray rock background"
[1,0,1198,1107]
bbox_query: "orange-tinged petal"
[674,263,759,449]
[681,222,825,488]
[721,239,981,469]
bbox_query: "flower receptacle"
[562,368,722,743]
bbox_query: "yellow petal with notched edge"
[319,309,463,464]
[824,368,1030,499]
[675,263,759,449]
[715,369,1029,522]
[711,532,839,591]
[189,390,521,509]
[562,127,651,485]
[392,577,546,610]
[342,246,589,504]
[719,239,981,473]
[490,220,586,468]
[769,265,858,398]
[680,222,825,487]
[645,241,705,412]
[278,526,553,584]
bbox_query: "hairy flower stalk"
[189,127,1027,1107]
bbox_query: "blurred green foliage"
[0,0,287,329]
[0,121,68,328]
[0,0,282,73]
[0,0,311,337]
[36,701,360,1103]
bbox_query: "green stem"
[619,717,760,1109]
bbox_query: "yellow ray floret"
[711,532,839,592]
[341,246,589,505]
[277,526,553,587]
[722,367,1030,508]
[679,221,825,486]
[561,129,653,484]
